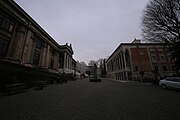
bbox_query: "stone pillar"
[63,52,67,73]
[68,55,70,69]
[55,53,59,70]
[122,51,128,80]
[21,30,33,63]
[70,57,72,70]
[29,35,36,64]
[119,54,122,71]
[40,43,48,67]
[66,54,69,69]
[111,60,113,72]
[116,57,118,71]
[118,55,121,70]
[45,45,51,68]
[69,56,71,70]
[122,51,127,69]
[9,25,26,60]
[53,51,59,70]
[67,54,69,69]
[121,52,125,69]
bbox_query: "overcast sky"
[15,0,149,64]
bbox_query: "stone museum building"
[106,39,176,81]
[0,0,76,74]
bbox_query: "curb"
[102,78,153,85]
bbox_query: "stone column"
[40,42,48,67]
[118,55,121,70]
[55,53,59,70]
[119,53,122,71]
[66,54,68,69]
[21,30,33,64]
[70,57,72,70]
[20,22,32,64]
[121,51,125,69]
[63,52,67,73]
[122,51,128,80]
[68,56,70,69]
[122,51,127,69]
[68,55,70,69]
[9,25,26,60]
[29,35,36,64]
[69,56,71,70]
[116,57,118,71]
[45,45,50,68]
[52,51,59,70]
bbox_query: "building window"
[0,13,14,33]
[33,50,40,65]
[149,48,155,52]
[33,38,43,65]
[0,38,9,57]
[160,55,166,62]
[168,55,171,62]
[163,66,168,71]
[154,66,159,71]
[152,55,157,62]
[134,66,139,72]
[35,38,43,49]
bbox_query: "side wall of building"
[0,0,75,73]
[106,42,176,81]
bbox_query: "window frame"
[0,13,15,33]
[151,55,157,62]
[0,38,9,57]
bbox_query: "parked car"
[159,77,180,89]
[89,76,101,82]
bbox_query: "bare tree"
[142,0,180,73]
[88,60,97,66]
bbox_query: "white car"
[159,77,180,89]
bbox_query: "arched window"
[160,55,166,62]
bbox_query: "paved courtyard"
[0,79,180,120]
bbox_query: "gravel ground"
[0,79,180,120]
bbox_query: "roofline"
[8,0,60,47]
[72,58,77,63]
[106,42,166,63]
[59,45,74,55]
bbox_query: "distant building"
[0,0,75,73]
[58,43,76,74]
[106,39,176,81]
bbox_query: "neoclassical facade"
[59,43,76,74]
[106,39,175,81]
[0,0,75,73]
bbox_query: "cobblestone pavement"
[0,79,180,120]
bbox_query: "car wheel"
[161,84,167,89]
